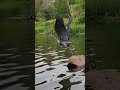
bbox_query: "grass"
[71,23,85,36]
[35,17,85,36]
[35,19,55,34]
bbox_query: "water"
[1,19,119,90]
[86,24,120,70]
[0,19,35,90]
[35,34,85,90]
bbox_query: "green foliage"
[86,0,120,23]
[35,20,55,34]
[35,0,71,20]
[74,16,85,24]
[35,0,85,20]
[35,18,85,36]
[73,0,85,18]
[35,26,46,33]
[54,0,70,17]
[0,0,34,17]
[86,0,120,17]
[35,0,85,36]
[69,0,75,5]
[38,5,56,20]
[71,23,85,36]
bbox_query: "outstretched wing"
[66,18,72,34]
[55,17,69,41]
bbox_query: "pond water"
[1,20,119,90]
[0,19,35,90]
[35,34,85,90]
[86,24,120,70]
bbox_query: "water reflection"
[35,34,85,90]
[0,48,34,90]
[0,19,34,90]
[86,24,120,70]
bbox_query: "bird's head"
[58,40,71,47]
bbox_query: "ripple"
[0,54,13,57]
[35,57,47,62]
[35,35,85,90]
[0,63,18,67]
[46,67,55,71]
[9,55,21,59]
[35,50,85,90]
[53,56,63,60]
[0,75,29,86]
[3,83,29,90]
[10,65,33,70]
[0,47,34,89]
[35,81,63,90]
[57,74,66,78]
[0,71,17,76]
[35,81,47,86]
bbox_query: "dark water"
[35,34,85,90]
[86,24,120,70]
[0,19,34,90]
[1,20,119,90]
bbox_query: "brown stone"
[68,55,85,67]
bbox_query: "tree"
[54,0,70,18]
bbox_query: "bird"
[54,16,72,47]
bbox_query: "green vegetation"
[35,18,85,36]
[0,0,34,17]
[35,0,85,36]
[86,0,120,23]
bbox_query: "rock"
[67,55,85,71]
[86,69,120,90]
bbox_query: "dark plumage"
[55,16,72,47]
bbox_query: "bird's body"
[55,16,72,47]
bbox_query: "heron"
[53,16,73,55]
[54,16,72,47]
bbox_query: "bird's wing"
[56,27,70,42]
[55,18,72,42]
[66,18,72,33]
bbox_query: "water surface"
[0,19,34,90]
[35,34,85,90]
[86,24,120,70]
